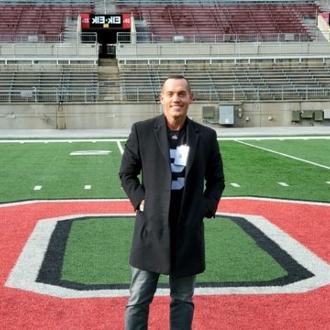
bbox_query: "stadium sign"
[80,13,131,30]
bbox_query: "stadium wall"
[116,42,330,62]
[0,101,329,129]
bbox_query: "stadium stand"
[0,64,98,103]
[118,59,330,102]
[0,0,330,128]
[0,4,93,42]
[116,3,320,42]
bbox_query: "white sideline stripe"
[0,136,330,144]
[0,197,329,209]
[33,185,42,191]
[235,139,330,170]
[84,185,91,190]
[326,181,330,185]
[278,182,289,187]
[0,139,127,143]
[230,183,241,188]
[5,212,330,298]
[117,141,124,155]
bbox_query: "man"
[119,75,225,330]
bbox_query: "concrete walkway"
[0,126,329,139]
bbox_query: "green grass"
[61,216,287,285]
[0,138,329,203]
[0,142,125,202]
[221,140,330,202]
[245,139,330,166]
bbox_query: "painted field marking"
[1,139,128,143]
[0,136,330,144]
[70,150,111,156]
[84,185,92,190]
[33,185,42,191]
[326,181,330,185]
[278,182,289,187]
[5,205,330,298]
[230,183,241,188]
[235,139,330,170]
[117,141,124,155]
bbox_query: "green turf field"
[1,137,328,290]
[0,138,329,203]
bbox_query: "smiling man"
[119,75,225,330]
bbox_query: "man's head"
[160,75,193,124]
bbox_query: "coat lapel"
[152,115,199,176]
[153,115,170,165]
[185,118,199,177]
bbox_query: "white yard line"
[278,182,289,187]
[117,141,124,155]
[218,136,330,141]
[0,139,127,143]
[0,136,330,144]
[230,183,241,188]
[235,139,330,170]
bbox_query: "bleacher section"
[0,4,93,42]
[0,65,98,103]
[118,60,330,102]
[117,3,320,41]
[1,60,330,104]
[1,0,94,4]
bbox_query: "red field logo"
[1,198,330,330]
[2,198,330,298]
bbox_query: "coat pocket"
[133,211,148,242]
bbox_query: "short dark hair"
[161,75,191,93]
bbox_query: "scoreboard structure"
[80,13,131,57]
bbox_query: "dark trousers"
[125,267,195,330]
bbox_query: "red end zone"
[0,198,329,330]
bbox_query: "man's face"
[160,78,193,122]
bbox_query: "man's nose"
[172,94,180,101]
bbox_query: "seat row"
[117,3,318,40]
[0,4,93,39]
[118,62,330,102]
[0,68,98,103]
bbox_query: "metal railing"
[119,85,330,102]
[0,88,98,104]
[0,32,97,44]
[1,85,329,104]
[117,32,330,44]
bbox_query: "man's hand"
[139,200,145,212]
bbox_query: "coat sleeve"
[119,123,145,210]
[203,130,225,218]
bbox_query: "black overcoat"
[119,115,225,277]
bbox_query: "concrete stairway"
[97,59,121,102]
